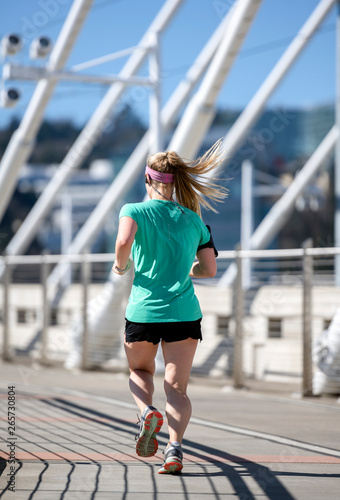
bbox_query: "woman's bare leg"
[161,338,198,444]
[124,336,159,414]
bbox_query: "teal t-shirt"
[119,199,211,323]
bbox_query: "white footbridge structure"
[0,0,340,394]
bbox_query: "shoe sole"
[158,457,183,474]
[136,410,163,457]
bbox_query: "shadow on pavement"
[1,395,339,499]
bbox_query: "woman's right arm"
[113,216,137,275]
[189,247,216,278]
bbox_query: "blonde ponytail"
[147,139,228,216]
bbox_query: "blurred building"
[201,103,334,250]
[5,103,335,259]
[16,159,116,255]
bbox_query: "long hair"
[147,139,228,216]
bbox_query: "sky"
[0,0,337,129]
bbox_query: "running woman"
[113,140,227,474]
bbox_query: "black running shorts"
[125,318,202,345]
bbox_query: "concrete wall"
[1,283,339,380]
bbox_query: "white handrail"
[1,247,340,267]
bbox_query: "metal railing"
[227,244,340,395]
[1,245,340,396]
[0,252,116,369]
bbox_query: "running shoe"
[158,443,183,474]
[135,405,163,457]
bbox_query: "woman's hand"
[113,258,131,275]
[189,247,216,278]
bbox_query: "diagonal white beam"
[168,0,263,158]
[0,0,94,222]
[214,0,337,285]
[4,0,184,261]
[250,126,338,249]
[45,8,234,288]
[216,0,336,175]
[219,125,339,285]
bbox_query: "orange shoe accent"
[158,458,183,474]
[135,409,163,457]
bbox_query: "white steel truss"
[35,4,238,289]
[2,0,184,267]
[0,0,338,292]
[0,0,95,222]
[219,126,339,285]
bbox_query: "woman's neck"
[149,183,185,214]
[149,184,173,201]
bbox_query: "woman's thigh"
[124,336,159,374]
[162,338,198,391]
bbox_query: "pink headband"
[145,165,174,184]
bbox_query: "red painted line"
[0,394,86,400]
[0,416,136,423]
[0,451,162,462]
[1,451,339,464]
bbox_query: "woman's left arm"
[113,216,137,275]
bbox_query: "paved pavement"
[0,361,340,499]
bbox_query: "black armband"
[197,225,218,258]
